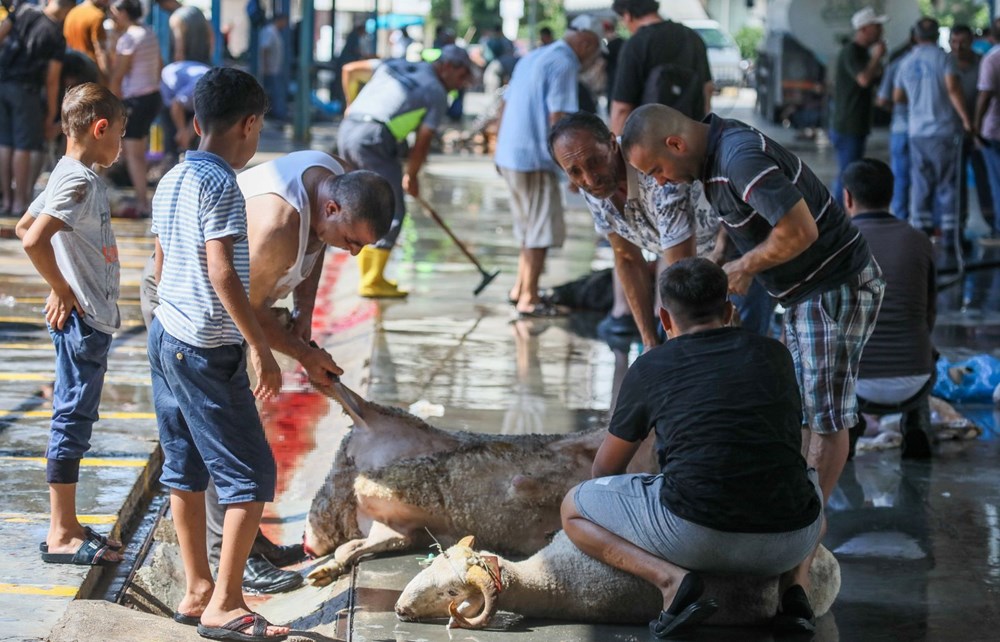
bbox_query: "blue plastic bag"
[932,354,1000,403]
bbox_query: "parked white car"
[683,19,744,88]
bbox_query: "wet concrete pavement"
[3,88,1000,640]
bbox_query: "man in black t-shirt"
[562,258,824,639]
[622,104,884,510]
[608,0,712,133]
[830,7,887,204]
[0,0,75,217]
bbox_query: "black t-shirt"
[0,5,67,86]
[832,42,874,136]
[611,20,711,115]
[609,327,821,533]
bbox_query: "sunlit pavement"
[3,88,1000,641]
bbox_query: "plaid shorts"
[784,258,885,434]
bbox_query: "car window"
[693,28,734,49]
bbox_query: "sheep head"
[395,535,502,629]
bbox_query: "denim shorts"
[47,311,112,483]
[147,317,276,503]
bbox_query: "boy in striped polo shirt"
[148,67,289,641]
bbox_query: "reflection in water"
[503,319,549,434]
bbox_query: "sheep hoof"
[307,560,345,586]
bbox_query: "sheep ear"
[457,535,476,549]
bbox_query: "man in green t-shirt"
[830,7,887,204]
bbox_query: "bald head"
[620,104,706,185]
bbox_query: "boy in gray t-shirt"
[16,83,126,567]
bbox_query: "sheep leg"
[307,521,413,586]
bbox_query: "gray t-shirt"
[348,59,448,140]
[895,44,961,138]
[28,157,121,334]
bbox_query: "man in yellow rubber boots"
[337,45,475,297]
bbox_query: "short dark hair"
[61,82,126,138]
[611,0,660,19]
[323,170,395,239]
[951,24,973,39]
[54,0,77,9]
[547,111,612,160]
[658,257,729,327]
[914,17,939,42]
[111,0,143,21]
[842,158,894,210]
[539,26,553,37]
[194,67,268,134]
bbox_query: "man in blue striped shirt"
[148,67,288,641]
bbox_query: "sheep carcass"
[305,381,654,585]
[395,532,840,629]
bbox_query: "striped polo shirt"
[151,151,249,348]
[700,114,871,305]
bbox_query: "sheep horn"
[447,565,499,629]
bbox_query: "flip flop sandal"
[173,612,201,626]
[84,526,123,551]
[649,598,719,639]
[40,527,122,555]
[40,535,118,566]
[197,613,288,642]
[516,302,567,319]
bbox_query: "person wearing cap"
[336,45,475,298]
[495,16,604,317]
[829,7,888,204]
[608,0,713,134]
[894,17,971,238]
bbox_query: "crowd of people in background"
[7,0,1000,638]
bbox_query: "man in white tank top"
[239,150,393,387]
[141,150,394,592]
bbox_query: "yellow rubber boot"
[357,246,408,298]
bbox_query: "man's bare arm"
[44,60,63,140]
[722,199,818,295]
[206,236,281,399]
[610,100,635,135]
[609,233,667,350]
[592,432,643,478]
[946,74,972,132]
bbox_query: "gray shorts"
[573,470,823,576]
[499,167,565,249]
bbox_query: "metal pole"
[294,0,315,142]
[211,0,223,65]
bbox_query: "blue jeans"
[829,130,867,205]
[147,317,276,503]
[981,139,1000,233]
[731,278,777,337]
[263,73,287,121]
[889,132,910,221]
[47,311,112,483]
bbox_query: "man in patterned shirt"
[549,112,773,348]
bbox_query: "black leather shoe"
[261,543,307,568]
[242,555,303,594]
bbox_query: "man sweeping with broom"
[337,45,476,298]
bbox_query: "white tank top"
[237,151,345,301]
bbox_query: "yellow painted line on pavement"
[0,343,52,350]
[0,512,116,525]
[0,583,78,597]
[0,257,146,270]
[0,456,146,468]
[0,316,145,328]
[12,297,141,306]
[0,373,150,386]
[0,409,154,419]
